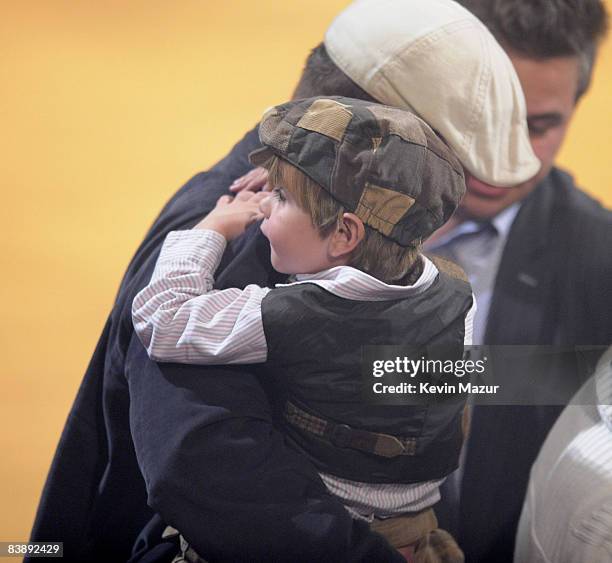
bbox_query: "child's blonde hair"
[264,156,421,284]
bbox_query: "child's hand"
[194,191,269,240]
[229,167,270,193]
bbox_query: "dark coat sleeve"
[29,128,403,563]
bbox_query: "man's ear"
[329,213,365,259]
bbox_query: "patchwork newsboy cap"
[249,96,465,246]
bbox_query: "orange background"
[1,0,611,547]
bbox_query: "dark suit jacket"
[454,168,612,562]
[28,128,404,563]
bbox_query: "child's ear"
[329,213,365,259]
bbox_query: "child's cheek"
[261,217,281,246]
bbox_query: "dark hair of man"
[291,43,378,102]
[456,0,608,99]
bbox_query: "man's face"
[457,51,581,221]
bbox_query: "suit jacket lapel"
[485,176,560,345]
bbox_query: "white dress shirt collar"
[274,255,439,301]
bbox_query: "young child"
[132,96,474,560]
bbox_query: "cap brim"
[464,129,541,187]
[248,146,274,168]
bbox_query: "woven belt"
[285,401,416,458]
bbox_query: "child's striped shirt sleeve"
[132,229,270,365]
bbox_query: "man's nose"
[259,194,272,217]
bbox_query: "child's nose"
[259,194,272,218]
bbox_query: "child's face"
[259,187,335,274]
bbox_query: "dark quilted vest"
[260,268,473,483]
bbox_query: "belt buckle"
[374,434,405,458]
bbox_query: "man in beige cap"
[28,2,552,562]
[420,2,610,562]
